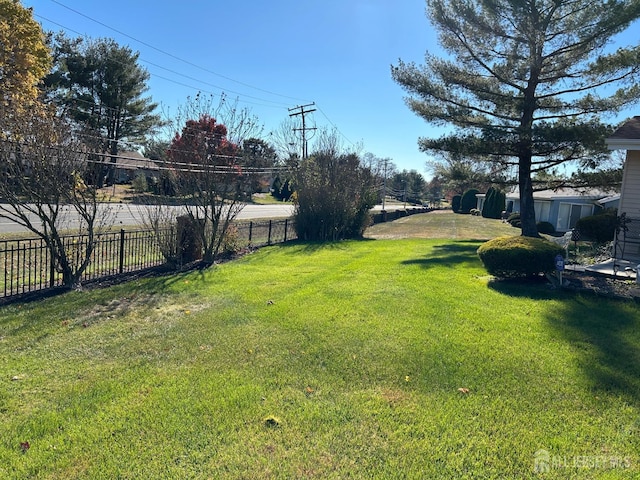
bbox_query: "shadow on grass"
[273,238,375,255]
[486,276,560,301]
[487,275,640,400]
[401,241,482,269]
[546,297,640,402]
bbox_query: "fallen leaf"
[264,416,281,428]
[457,387,470,394]
[20,441,30,453]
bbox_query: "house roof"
[116,151,159,171]
[606,116,640,150]
[506,186,616,201]
[596,194,620,205]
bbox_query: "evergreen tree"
[482,187,497,219]
[46,35,161,185]
[393,0,640,237]
[451,195,462,213]
[460,188,480,214]
[482,186,506,219]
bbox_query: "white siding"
[617,151,640,261]
[619,151,640,217]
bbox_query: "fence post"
[119,229,126,274]
[268,220,273,245]
[284,219,288,242]
[248,221,253,243]
[49,250,55,288]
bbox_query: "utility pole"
[288,103,316,159]
[381,158,389,211]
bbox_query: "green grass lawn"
[366,210,517,240]
[1,221,639,478]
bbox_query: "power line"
[47,0,310,104]
[34,9,358,158]
[316,105,356,147]
[35,14,291,110]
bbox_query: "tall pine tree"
[46,35,161,185]
[393,0,640,236]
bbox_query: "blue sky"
[26,0,439,173]
[24,0,640,177]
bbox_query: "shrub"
[575,210,617,243]
[293,146,378,241]
[221,224,241,254]
[131,172,148,193]
[507,212,521,228]
[536,221,555,235]
[482,186,506,219]
[460,188,480,214]
[477,235,565,278]
[451,195,462,213]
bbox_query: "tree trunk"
[518,157,539,237]
[519,59,541,238]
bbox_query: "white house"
[477,186,615,232]
[605,116,640,263]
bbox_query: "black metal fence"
[1,209,429,302]
[236,218,296,248]
[1,218,296,301]
[1,229,168,300]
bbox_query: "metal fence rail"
[0,219,296,301]
[1,228,169,300]
[236,219,296,248]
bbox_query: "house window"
[557,203,594,231]
[535,201,551,223]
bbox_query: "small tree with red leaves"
[168,114,250,263]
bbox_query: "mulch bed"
[561,270,640,301]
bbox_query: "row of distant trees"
[450,187,506,220]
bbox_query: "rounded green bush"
[477,235,565,278]
[451,195,462,213]
[575,210,617,243]
[536,221,556,235]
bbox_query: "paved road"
[0,203,295,235]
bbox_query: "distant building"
[114,151,159,184]
[477,186,616,232]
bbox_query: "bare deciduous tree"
[0,109,114,287]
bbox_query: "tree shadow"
[401,241,482,269]
[274,238,375,255]
[545,297,640,402]
[485,273,640,401]
[486,276,560,301]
